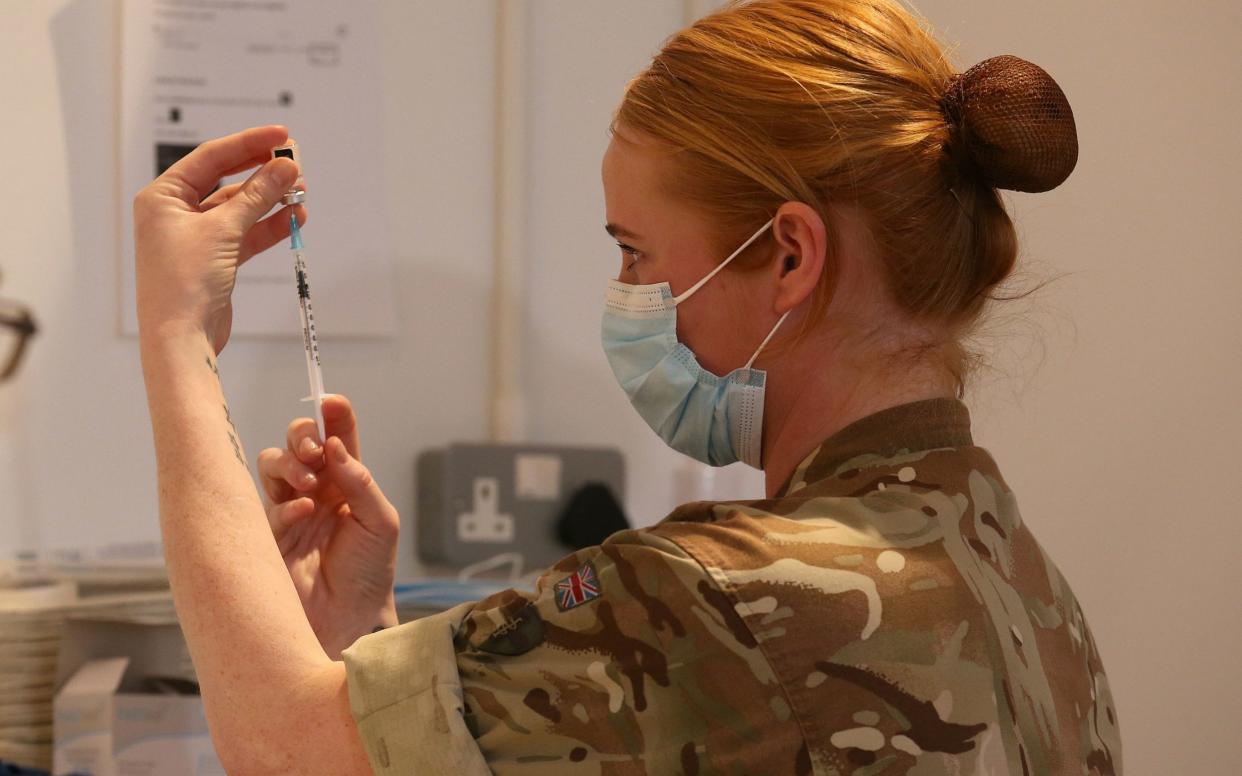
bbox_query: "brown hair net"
[940,54,1079,193]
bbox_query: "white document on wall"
[119,0,395,336]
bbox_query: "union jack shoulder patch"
[554,561,602,612]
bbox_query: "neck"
[759,336,959,497]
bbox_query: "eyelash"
[616,241,641,269]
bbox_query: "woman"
[135,1,1121,774]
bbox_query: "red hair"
[614,0,1059,397]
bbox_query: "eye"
[616,241,641,270]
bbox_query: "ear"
[769,201,828,315]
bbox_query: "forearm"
[139,325,331,753]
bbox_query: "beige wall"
[0,0,1237,771]
[913,1,1242,771]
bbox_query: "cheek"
[631,255,677,288]
[675,282,759,375]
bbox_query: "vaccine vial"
[271,140,305,205]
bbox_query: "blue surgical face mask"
[600,218,789,468]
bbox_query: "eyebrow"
[604,223,640,240]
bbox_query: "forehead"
[602,131,662,202]
[601,128,688,237]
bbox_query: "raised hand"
[257,394,399,659]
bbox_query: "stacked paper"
[0,573,175,771]
[0,579,76,769]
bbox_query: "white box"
[53,618,223,775]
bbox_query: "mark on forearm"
[224,403,245,467]
[208,351,244,468]
[227,430,244,466]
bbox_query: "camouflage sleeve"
[452,526,805,774]
[340,600,493,775]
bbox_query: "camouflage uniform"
[342,397,1122,774]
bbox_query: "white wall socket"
[456,477,514,543]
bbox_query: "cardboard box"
[53,618,223,775]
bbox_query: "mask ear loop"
[744,309,791,370]
[672,218,775,305]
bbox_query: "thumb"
[221,157,299,230]
[326,436,399,538]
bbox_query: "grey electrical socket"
[416,443,626,570]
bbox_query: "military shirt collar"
[775,397,974,497]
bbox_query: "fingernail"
[303,471,318,488]
[300,437,319,456]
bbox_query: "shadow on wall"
[33,0,159,551]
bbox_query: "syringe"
[271,140,327,443]
[290,213,327,443]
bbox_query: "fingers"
[199,182,242,211]
[268,496,314,543]
[160,125,289,204]
[237,203,309,265]
[218,157,300,231]
[322,394,361,460]
[286,417,325,462]
[203,173,307,223]
[284,397,360,460]
[257,446,320,505]
[325,437,398,539]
